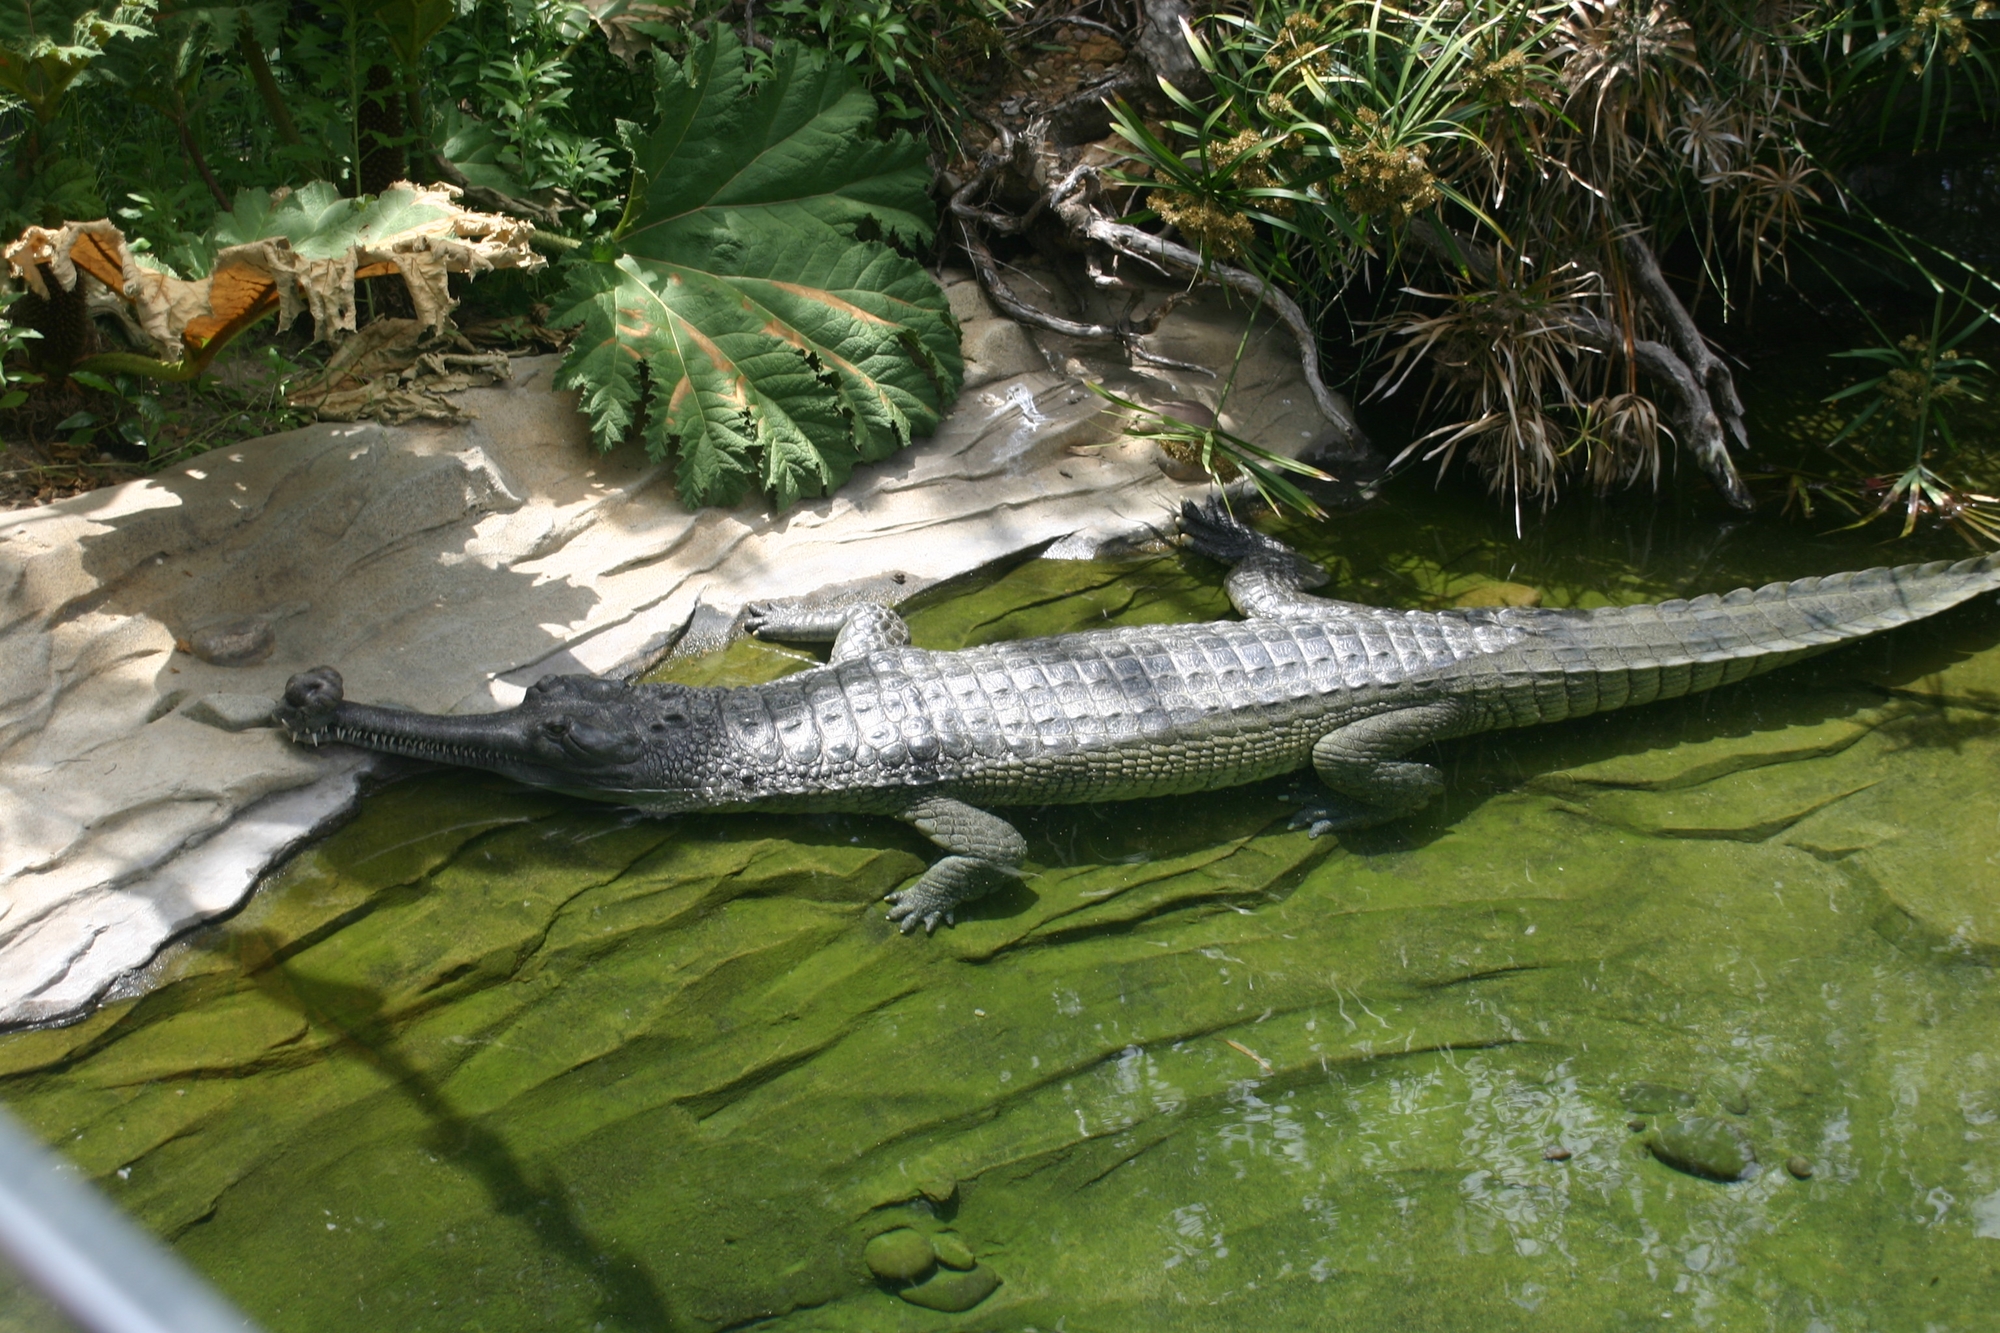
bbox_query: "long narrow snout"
[275,666,646,775]
[276,666,536,767]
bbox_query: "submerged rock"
[930,1233,976,1271]
[1649,1117,1757,1182]
[900,1263,1001,1312]
[1620,1081,1697,1114]
[863,1229,935,1285]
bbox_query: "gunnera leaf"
[3,183,539,376]
[211,182,450,262]
[553,31,963,509]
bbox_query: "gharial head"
[274,666,717,810]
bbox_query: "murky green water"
[5,478,2000,1331]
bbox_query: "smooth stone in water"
[863,1228,935,1285]
[931,1232,976,1271]
[900,1263,1001,1313]
[1649,1116,1757,1182]
[1787,1155,1815,1179]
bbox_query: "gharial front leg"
[1177,499,1371,620]
[743,600,910,663]
[1293,700,1485,837]
[886,795,1028,934]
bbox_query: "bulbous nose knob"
[276,666,344,735]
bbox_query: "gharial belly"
[939,713,1330,806]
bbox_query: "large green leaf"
[211,182,448,261]
[554,31,962,509]
[370,0,454,69]
[0,0,152,119]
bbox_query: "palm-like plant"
[1823,302,1999,542]
[1111,0,1999,526]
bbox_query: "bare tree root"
[945,0,1366,452]
[1616,232,1753,510]
[1056,183,1361,436]
[949,170,1204,373]
[1572,312,1752,510]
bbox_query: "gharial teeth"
[313,726,513,768]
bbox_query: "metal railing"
[0,1107,260,1333]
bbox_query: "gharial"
[276,502,2000,933]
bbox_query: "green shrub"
[553,30,961,509]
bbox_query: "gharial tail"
[1501,552,2000,714]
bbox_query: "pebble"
[1648,1117,1756,1182]
[900,1264,1000,1313]
[185,617,275,667]
[931,1232,976,1270]
[1628,1118,1648,1133]
[1543,1146,1572,1161]
[1786,1156,1814,1180]
[1720,1088,1752,1116]
[863,1229,935,1285]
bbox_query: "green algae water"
[5,479,2000,1331]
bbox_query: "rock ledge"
[0,279,1359,1027]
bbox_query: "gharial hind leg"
[887,795,1028,934]
[1294,701,1482,836]
[1177,499,1369,620]
[743,600,911,663]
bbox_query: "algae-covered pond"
[5,480,2000,1331]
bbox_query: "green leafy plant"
[1825,0,2000,152]
[0,0,154,227]
[0,289,45,409]
[59,345,310,460]
[1104,0,2000,519]
[1821,301,1999,542]
[553,30,962,508]
[1089,383,1333,518]
[427,0,656,227]
[770,0,1025,125]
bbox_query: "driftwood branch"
[952,203,1203,374]
[1616,233,1752,508]
[952,148,1361,435]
